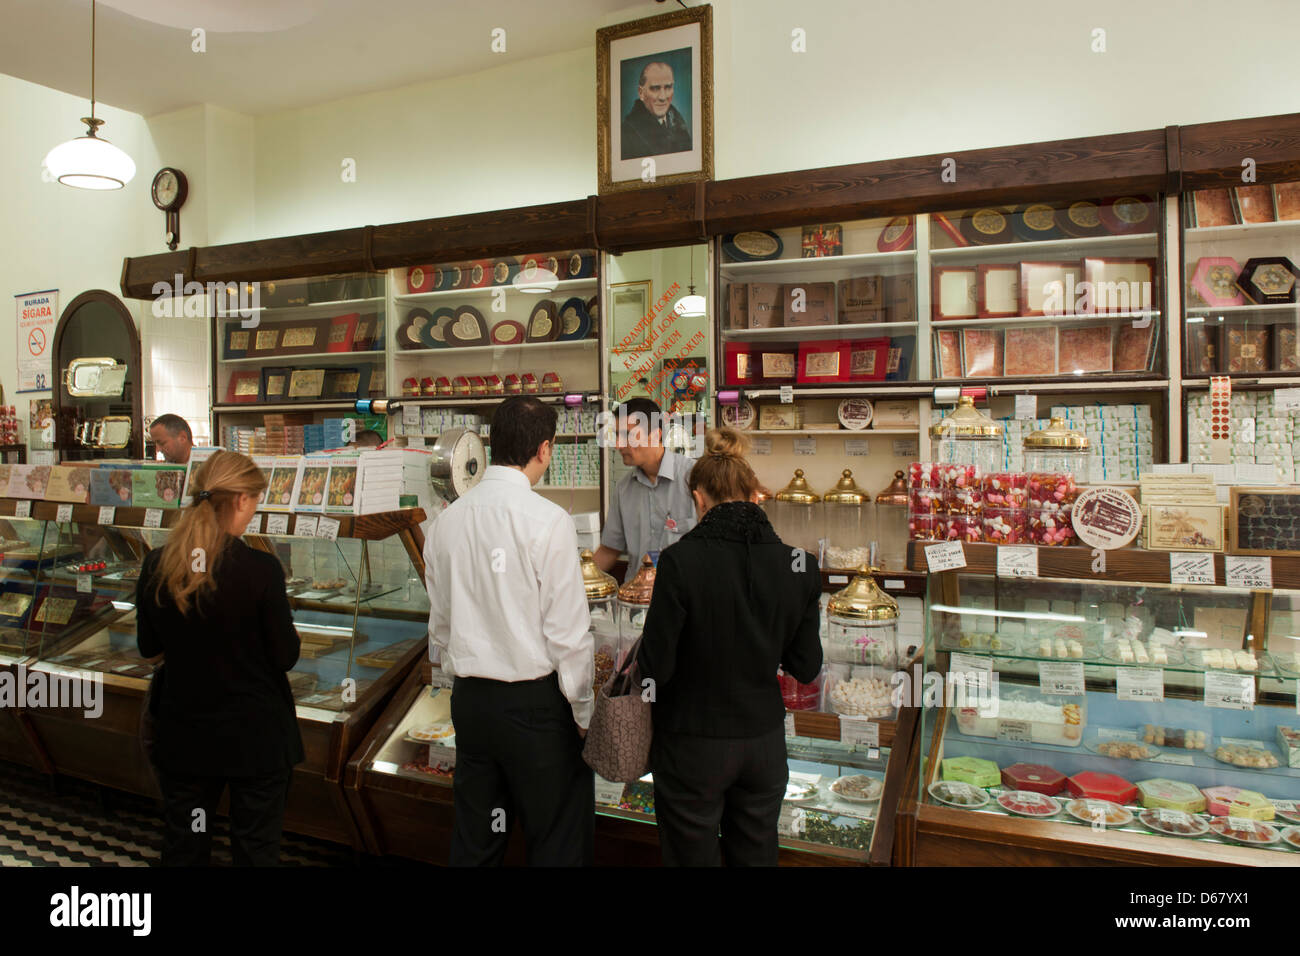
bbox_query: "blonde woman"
[136,450,303,866]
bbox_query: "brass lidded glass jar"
[874,470,910,572]
[1023,416,1092,479]
[822,469,874,570]
[581,549,620,693]
[615,553,656,672]
[773,469,822,557]
[825,565,899,669]
[929,395,1003,475]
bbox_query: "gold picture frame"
[609,280,652,352]
[597,5,713,194]
[288,369,326,399]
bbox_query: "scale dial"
[429,428,486,500]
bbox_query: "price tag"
[55,504,73,524]
[403,404,421,427]
[884,579,904,590]
[779,385,794,404]
[777,804,805,837]
[97,506,115,525]
[1227,816,1256,831]
[948,652,993,705]
[1150,751,1195,766]
[294,516,319,538]
[844,439,870,456]
[784,712,796,738]
[828,574,849,585]
[76,573,92,594]
[1225,555,1272,589]
[14,501,31,519]
[1096,727,1139,741]
[594,775,626,806]
[246,514,263,534]
[1038,662,1084,696]
[1274,387,1300,413]
[1014,394,1037,420]
[427,744,456,768]
[1155,808,1184,824]
[996,719,1034,743]
[892,438,919,457]
[949,652,993,680]
[1170,552,1215,586]
[997,546,1038,578]
[265,514,290,536]
[839,717,880,748]
[793,437,817,457]
[316,517,341,540]
[1204,671,1255,711]
[751,438,773,456]
[924,540,966,572]
[1116,667,1165,702]
[144,508,164,529]
[1272,799,1298,814]
[31,450,56,467]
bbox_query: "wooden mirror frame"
[52,289,143,460]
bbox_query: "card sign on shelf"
[844,439,870,456]
[246,513,263,534]
[1014,394,1037,420]
[1038,662,1084,696]
[55,504,73,524]
[839,716,880,748]
[265,514,290,536]
[996,719,1034,743]
[784,713,796,738]
[402,404,421,427]
[1170,552,1215,586]
[427,744,456,768]
[316,516,340,540]
[1225,555,1272,589]
[594,775,626,806]
[1096,727,1139,741]
[924,540,966,572]
[14,500,31,519]
[751,438,773,456]
[1116,667,1164,702]
[143,508,164,529]
[828,575,849,585]
[1204,671,1255,711]
[779,385,794,404]
[1274,387,1300,413]
[793,437,817,456]
[294,516,319,538]
[76,573,91,594]
[997,546,1038,578]
[892,438,919,457]
[1150,752,1196,767]
[97,506,115,525]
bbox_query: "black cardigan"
[136,537,304,777]
[635,501,823,738]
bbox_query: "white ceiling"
[0,0,656,116]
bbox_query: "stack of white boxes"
[555,406,599,435]
[1187,391,1296,484]
[357,448,434,513]
[394,410,487,439]
[929,403,1154,481]
[538,439,599,488]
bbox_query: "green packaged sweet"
[942,756,1000,789]
[1135,777,1207,813]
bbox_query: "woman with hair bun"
[136,450,304,866]
[635,427,823,866]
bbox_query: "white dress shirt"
[425,465,594,727]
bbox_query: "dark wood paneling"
[706,129,1169,235]
[1179,112,1300,188]
[371,199,595,268]
[596,181,704,251]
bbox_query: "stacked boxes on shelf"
[538,440,599,488]
[395,409,488,438]
[1187,391,1297,484]
[555,405,599,435]
[356,449,434,513]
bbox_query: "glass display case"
[914,563,1300,864]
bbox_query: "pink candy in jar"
[942,514,981,543]
[982,472,1027,507]
[909,513,940,540]
[982,508,1026,543]
[1026,472,1078,508]
[944,486,983,516]
[1028,507,1077,546]
[938,463,977,491]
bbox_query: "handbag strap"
[610,637,644,694]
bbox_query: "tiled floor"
[0,761,403,867]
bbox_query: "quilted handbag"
[582,641,652,783]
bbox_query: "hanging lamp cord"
[90,0,96,120]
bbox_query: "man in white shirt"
[425,396,595,866]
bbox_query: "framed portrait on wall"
[597,5,713,194]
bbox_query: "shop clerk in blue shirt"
[593,397,696,583]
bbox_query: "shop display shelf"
[395,277,597,302]
[930,232,1158,263]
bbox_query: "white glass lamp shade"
[44,133,136,189]
[674,293,707,318]
[512,266,559,294]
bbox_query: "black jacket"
[635,501,823,737]
[621,100,693,159]
[136,537,304,777]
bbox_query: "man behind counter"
[593,397,696,583]
[149,414,194,464]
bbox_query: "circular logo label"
[1071,486,1142,549]
[494,261,509,283]
[1069,201,1101,228]
[972,208,1006,235]
[1023,203,1055,230]
[1115,197,1147,224]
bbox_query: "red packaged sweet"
[1028,506,1077,546]
[401,377,420,397]
[982,472,1027,507]
[1027,472,1078,508]
[1066,770,1137,804]
[1001,763,1066,796]
[778,669,822,711]
[521,373,539,394]
[419,376,436,396]
[983,507,1027,543]
[503,374,522,395]
[909,513,941,540]
[468,375,487,396]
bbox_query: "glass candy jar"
[581,549,620,694]
[825,565,899,669]
[773,469,823,557]
[822,469,874,570]
[929,395,1003,475]
[874,470,909,571]
[1023,417,1092,479]
[615,554,656,671]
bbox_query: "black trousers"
[157,767,293,866]
[649,726,788,866]
[449,672,593,866]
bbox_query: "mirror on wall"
[53,290,143,460]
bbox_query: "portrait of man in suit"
[621,59,692,160]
